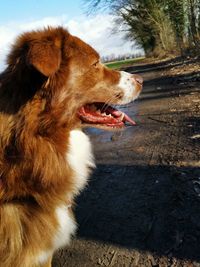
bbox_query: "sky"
[0,0,142,70]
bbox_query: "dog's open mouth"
[78,102,136,128]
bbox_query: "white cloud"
[0,14,142,71]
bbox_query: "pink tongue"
[78,107,119,124]
[78,105,136,126]
[106,106,136,125]
[123,113,136,125]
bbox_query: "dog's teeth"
[102,112,107,116]
[96,109,101,114]
[108,114,112,117]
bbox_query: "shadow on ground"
[73,58,200,263]
[76,164,200,262]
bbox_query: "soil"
[53,57,200,267]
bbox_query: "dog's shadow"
[74,164,200,261]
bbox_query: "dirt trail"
[53,58,200,267]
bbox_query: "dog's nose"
[132,74,143,86]
[131,74,143,93]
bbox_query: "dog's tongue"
[104,106,136,125]
[78,104,136,126]
[123,113,136,125]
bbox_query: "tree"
[86,0,200,57]
[165,0,185,52]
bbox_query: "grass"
[105,57,145,70]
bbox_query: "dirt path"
[53,58,200,267]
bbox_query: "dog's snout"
[132,74,143,86]
[117,71,143,103]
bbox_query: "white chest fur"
[67,129,95,194]
[55,130,95,249]
[54,205,77,249]
[36,130,95,265]
[53,130,95,249]
[37,206,76,265]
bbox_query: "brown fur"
[0,27,126,267]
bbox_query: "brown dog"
[0,27,142,267]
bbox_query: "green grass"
[105,57,145,70]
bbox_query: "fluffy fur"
[0,27,141,267]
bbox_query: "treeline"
[101,52,143,62]
[87,0,200,57]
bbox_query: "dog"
[0,27,143,267]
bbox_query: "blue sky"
[0,0,142,70]
[0,0,84,23]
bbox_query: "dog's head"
[7,27,143,130]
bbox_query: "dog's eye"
[92,61,99,68]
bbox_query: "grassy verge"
[105,57,145,70]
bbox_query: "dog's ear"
[27,37,61,76]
